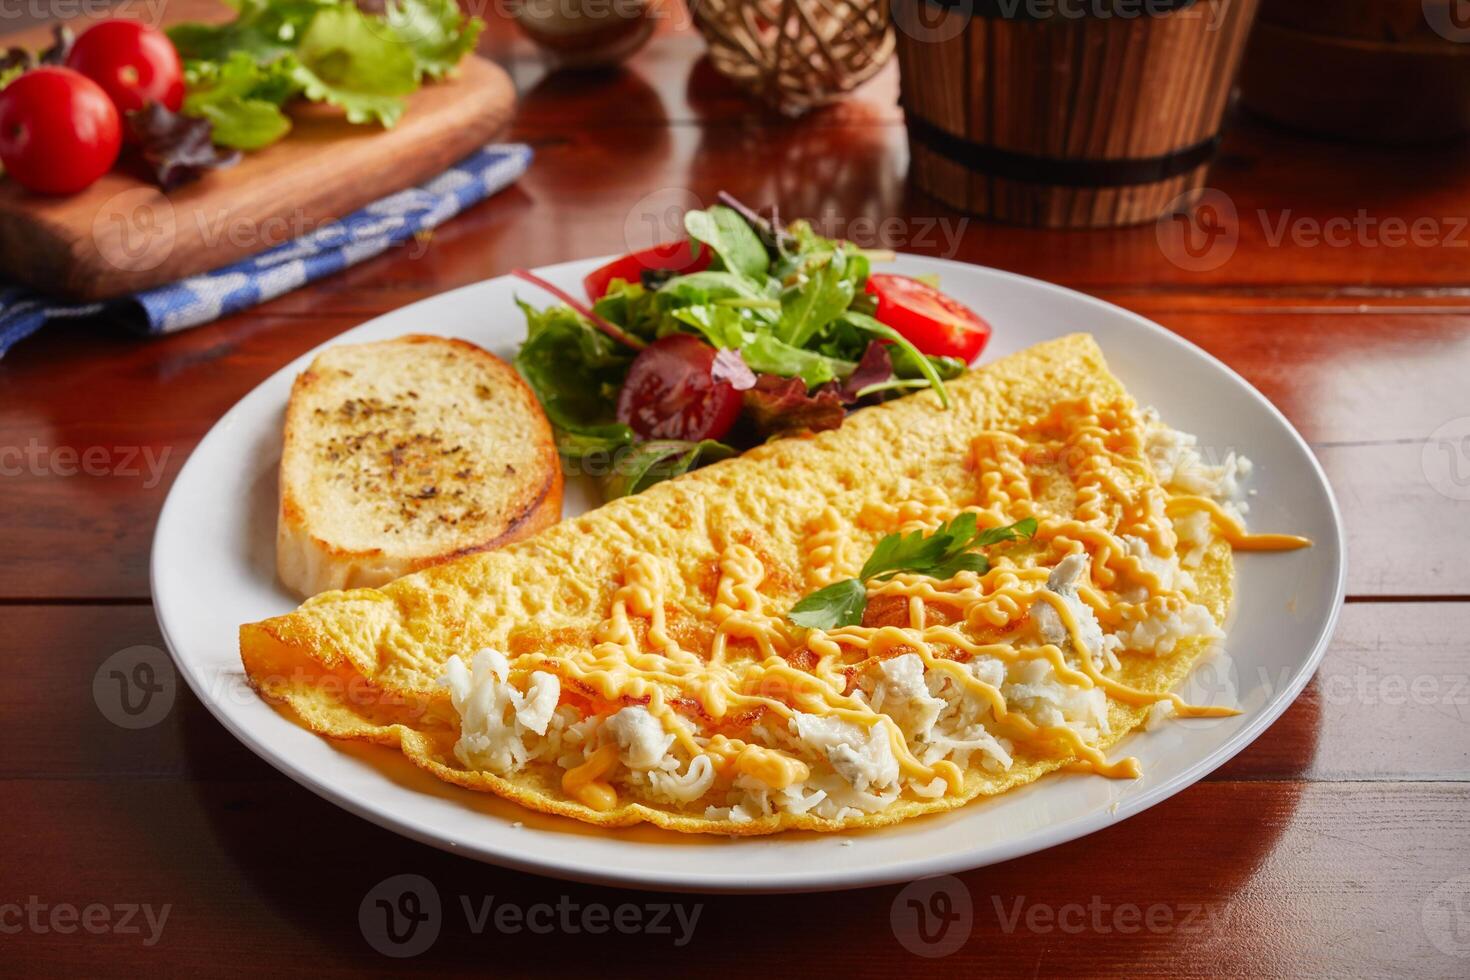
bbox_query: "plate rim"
[151,253,1348,894]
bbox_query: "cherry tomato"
[616,334,744,441]
[0,67,121,195]
[66,20,184,116]
[584,240,711,301]
[865,273,992,363]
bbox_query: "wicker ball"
[692,0,894,116]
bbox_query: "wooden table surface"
[3,5,1469,976]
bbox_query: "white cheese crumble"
[1143,409,1253,518]
[647,754,716,803]
[439,649,562,776]
[1115,602,1223,656]
[1002,656,1110,742]
[605,705,676,769]
[1034,553,1106,663]
[791,713,900,793]
[870,653,946,742]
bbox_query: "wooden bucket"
[892,0,1260,228]
[1239,0,1470,145]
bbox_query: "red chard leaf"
[839,340,893,402]
[743,373,845,436]
[128,102,241,190]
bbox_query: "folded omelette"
[241,334,1304,834]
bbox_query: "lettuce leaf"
[385,0,484,81]
[182,52,299,149]
[513,299,635,451]
[290,5,418,127]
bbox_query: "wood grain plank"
[4,602,1464,784]
[0,777,1465,975]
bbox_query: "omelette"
[240,334,1307,835]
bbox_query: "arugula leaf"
[840,311,951,409]
[602,439,735,499]
[788,514,1038,629]
[778,252,855,348]
[890,344,966,382]
[684,205,769,280]
[660,270,775,305]
[290,5,418,127]
[741,333,852,388]
[671,304,748,350]
[788,579,867,630]
[385,0,483,81]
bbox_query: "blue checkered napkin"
[0,142,533,358]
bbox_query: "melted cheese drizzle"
[500,396,1310,813]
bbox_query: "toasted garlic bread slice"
[276,334,562,596]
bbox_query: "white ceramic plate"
[152,255,1346,894]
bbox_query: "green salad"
[512,195,991,500]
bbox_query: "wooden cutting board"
[0,10,516,301]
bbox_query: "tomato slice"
[616,334,744,441]
[865,273,991,363]
[583,240,711,301]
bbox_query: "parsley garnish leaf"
[788,514,1038,630]
[788,579,868,630]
